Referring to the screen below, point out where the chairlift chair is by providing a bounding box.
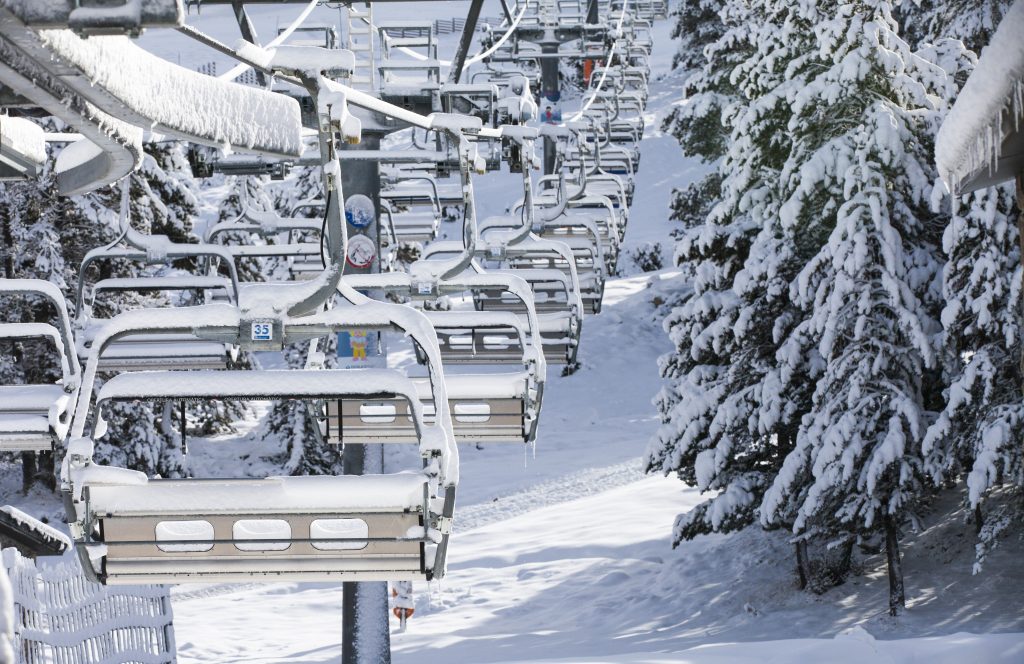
[205,202,328,282]
[74,191,243,372]
[61,303,459,585]
[0,279,80,452]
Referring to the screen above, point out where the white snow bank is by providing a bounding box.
[0,116,45,166]
[37,29,303,156]
[485,631,1024,663]
[936,0,1024,193]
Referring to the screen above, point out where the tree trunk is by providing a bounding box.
[795,539,811,591]
[884,514,905,616]
[974,502,984,536]
[20,453,37,495]
[1016,173,1024,395]
[837,536,855,581]
[38,451,56,490]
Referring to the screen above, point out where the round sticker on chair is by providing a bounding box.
[345,194,375,229]
[346,234,376,268]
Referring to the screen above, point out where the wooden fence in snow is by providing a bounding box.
[2,548,175,664]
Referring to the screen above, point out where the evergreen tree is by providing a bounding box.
[759,0,950,615]
[648,0,817,542]
[0,143,105,489]
[896,0,1013,53]
[662,1,747,255]
[915,36,1024,571]
[260,338,345,476]
[671,0,727,73]
[259,165,344,476]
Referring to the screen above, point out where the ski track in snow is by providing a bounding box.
[457,457,645,532]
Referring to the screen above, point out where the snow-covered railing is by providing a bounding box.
[935,0,1024,193]
[0,11,143,194]
[36,29,304,157]
[1,548,175,664]
[1,0,184,36]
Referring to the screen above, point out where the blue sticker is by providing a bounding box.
[345,194,375,229]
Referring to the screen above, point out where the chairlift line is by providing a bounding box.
[0,0,656,656]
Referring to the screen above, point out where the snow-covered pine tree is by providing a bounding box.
[260,337,345,476]
[214,175,275,282]
[896,0,1014,53]
[914,35,1024,571]
[671,0,727,73]
[86,149,203,479]
[647,0,819,542]
[662,1,742,259]
[759,0,950,615]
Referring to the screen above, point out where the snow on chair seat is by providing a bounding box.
[77,470,433,584]
[76,243,243,371]
[381,181,463,209]
[383,204,441,244]
[205,207,327,280]
[83,333,238,372]
[0,384,73,452]
[419,310,532,365]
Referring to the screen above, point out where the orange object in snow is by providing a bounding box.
[583,59,594,85]
[392,587,414,620]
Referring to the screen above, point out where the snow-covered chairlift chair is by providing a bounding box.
[205,186,328,282]
[74,190,243,372]
[0,279,80,452]
[343,271,546,444]
[340,122,547,443]
[60,303,458,584]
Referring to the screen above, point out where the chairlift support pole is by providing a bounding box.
[540,41,560,174]
[498,0,515,24]
[340,114,389,664]
[448,0,484,84]
[230,1,267,86]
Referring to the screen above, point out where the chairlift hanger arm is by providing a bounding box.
[178,25,503,141]
[448,0,484,84]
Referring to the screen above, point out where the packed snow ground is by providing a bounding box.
[1,3,1022,662]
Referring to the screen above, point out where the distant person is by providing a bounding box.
[543,105,561,124]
